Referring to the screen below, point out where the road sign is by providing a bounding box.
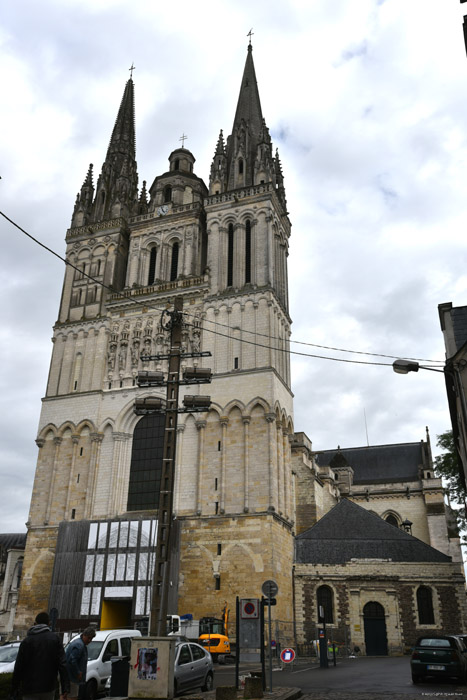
[262,579,279,598]
[281,648,295,663]
[241,598,259,619]
[263,597,277,606]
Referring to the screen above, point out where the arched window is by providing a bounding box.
[245,219,251,284]
[317,585,334,624]
[164,185,172,203]
[170,242,179,281]
[175,159,180,170]
[417,586,435,624]
[385,514,399,528]
[227,223,234,287]
[148,247,157,285]
[127,413,165,512]
[238,158,244,175]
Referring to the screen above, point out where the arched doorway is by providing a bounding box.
[363,601,388,655]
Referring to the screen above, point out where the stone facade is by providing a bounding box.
[294,560,467,655]
[14,46,466,650]
[15,45,294,635]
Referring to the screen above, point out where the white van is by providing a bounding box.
[68,629,142,699]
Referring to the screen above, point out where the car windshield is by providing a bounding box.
[0,646,19,663]
[86,641,104,660]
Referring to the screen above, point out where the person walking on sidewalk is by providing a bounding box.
[11,611,70,700]
[65,627,96,700]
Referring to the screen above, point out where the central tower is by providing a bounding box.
[17,44,294,633]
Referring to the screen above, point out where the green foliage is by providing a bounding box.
[434,429,467,531]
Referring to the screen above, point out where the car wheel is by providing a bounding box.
[411,674,421,684]
[86,680,98,700]
[202,672,214,692]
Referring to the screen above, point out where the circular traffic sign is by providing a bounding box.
[281,648,295,663]
[244,601,255,615]
[262,579,279,598]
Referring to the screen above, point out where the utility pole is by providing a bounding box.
[150,296,183,636]
[134,296,212,637]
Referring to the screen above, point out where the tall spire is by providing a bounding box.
[71,163,94,227]
[91,78,139,222]
[223,44,279,193]
[230,44,263,146]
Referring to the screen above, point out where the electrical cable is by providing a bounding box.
[180,309,444,365]
[1,209,444,370]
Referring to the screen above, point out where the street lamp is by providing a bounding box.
[392,360,444,374]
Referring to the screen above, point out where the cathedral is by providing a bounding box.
[13,44,467,654]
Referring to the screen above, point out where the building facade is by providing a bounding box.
[16,44,295,633]
[14,48,466,650]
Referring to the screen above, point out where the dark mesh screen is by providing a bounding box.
[127,413,165,511]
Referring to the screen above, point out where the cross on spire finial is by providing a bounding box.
[129,62,135,79]
[247,28,254,45]
[179,133,188,148]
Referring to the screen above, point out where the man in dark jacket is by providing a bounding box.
[65,627,95,700]
[11,611,69,700]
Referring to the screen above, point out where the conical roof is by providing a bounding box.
[105,78,136,161]
[230,44,263,146]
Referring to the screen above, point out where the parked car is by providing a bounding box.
[410,635,467,684]
[67,629,142,699]
[0,642,20,673]
[104,639,213,696]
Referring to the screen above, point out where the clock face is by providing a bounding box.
[157,205,169,216]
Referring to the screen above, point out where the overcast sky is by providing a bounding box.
[1,0,467,532]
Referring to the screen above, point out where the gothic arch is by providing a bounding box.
[382,510,401,527]
[221,542,263,572]
[26,549,55,582]
[57,421,77,438]
[37,424,59,441]
[245,397,270,417]
[75,419,97,436]
[224,399,246,416]
[116,396,155,434]
[98,418,116,433]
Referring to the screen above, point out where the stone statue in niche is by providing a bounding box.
[118,343,128,369]
[108,342,117,370]
[141,337,152,358]
[131,341,140,368]
[191,327,201,353]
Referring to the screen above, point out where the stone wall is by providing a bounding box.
[294,560,467,656]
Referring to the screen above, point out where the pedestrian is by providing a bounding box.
[65,627,96,700]
[11,611,70,700]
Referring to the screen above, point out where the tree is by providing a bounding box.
[434,429,467,534]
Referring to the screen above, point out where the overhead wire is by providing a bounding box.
[1,209,444,370]
[180,309,444,365]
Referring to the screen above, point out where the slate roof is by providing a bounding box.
[451,305,467,353]
[0,533,26,551]
[314,442,422,484]
[295,498,451,564]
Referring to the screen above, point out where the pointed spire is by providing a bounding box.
[91,78,139,222]
[209,130,227,194]
[138,180,148,215]
[231,44,263,147]
[215,129,226,156]
[71,163,94,227]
